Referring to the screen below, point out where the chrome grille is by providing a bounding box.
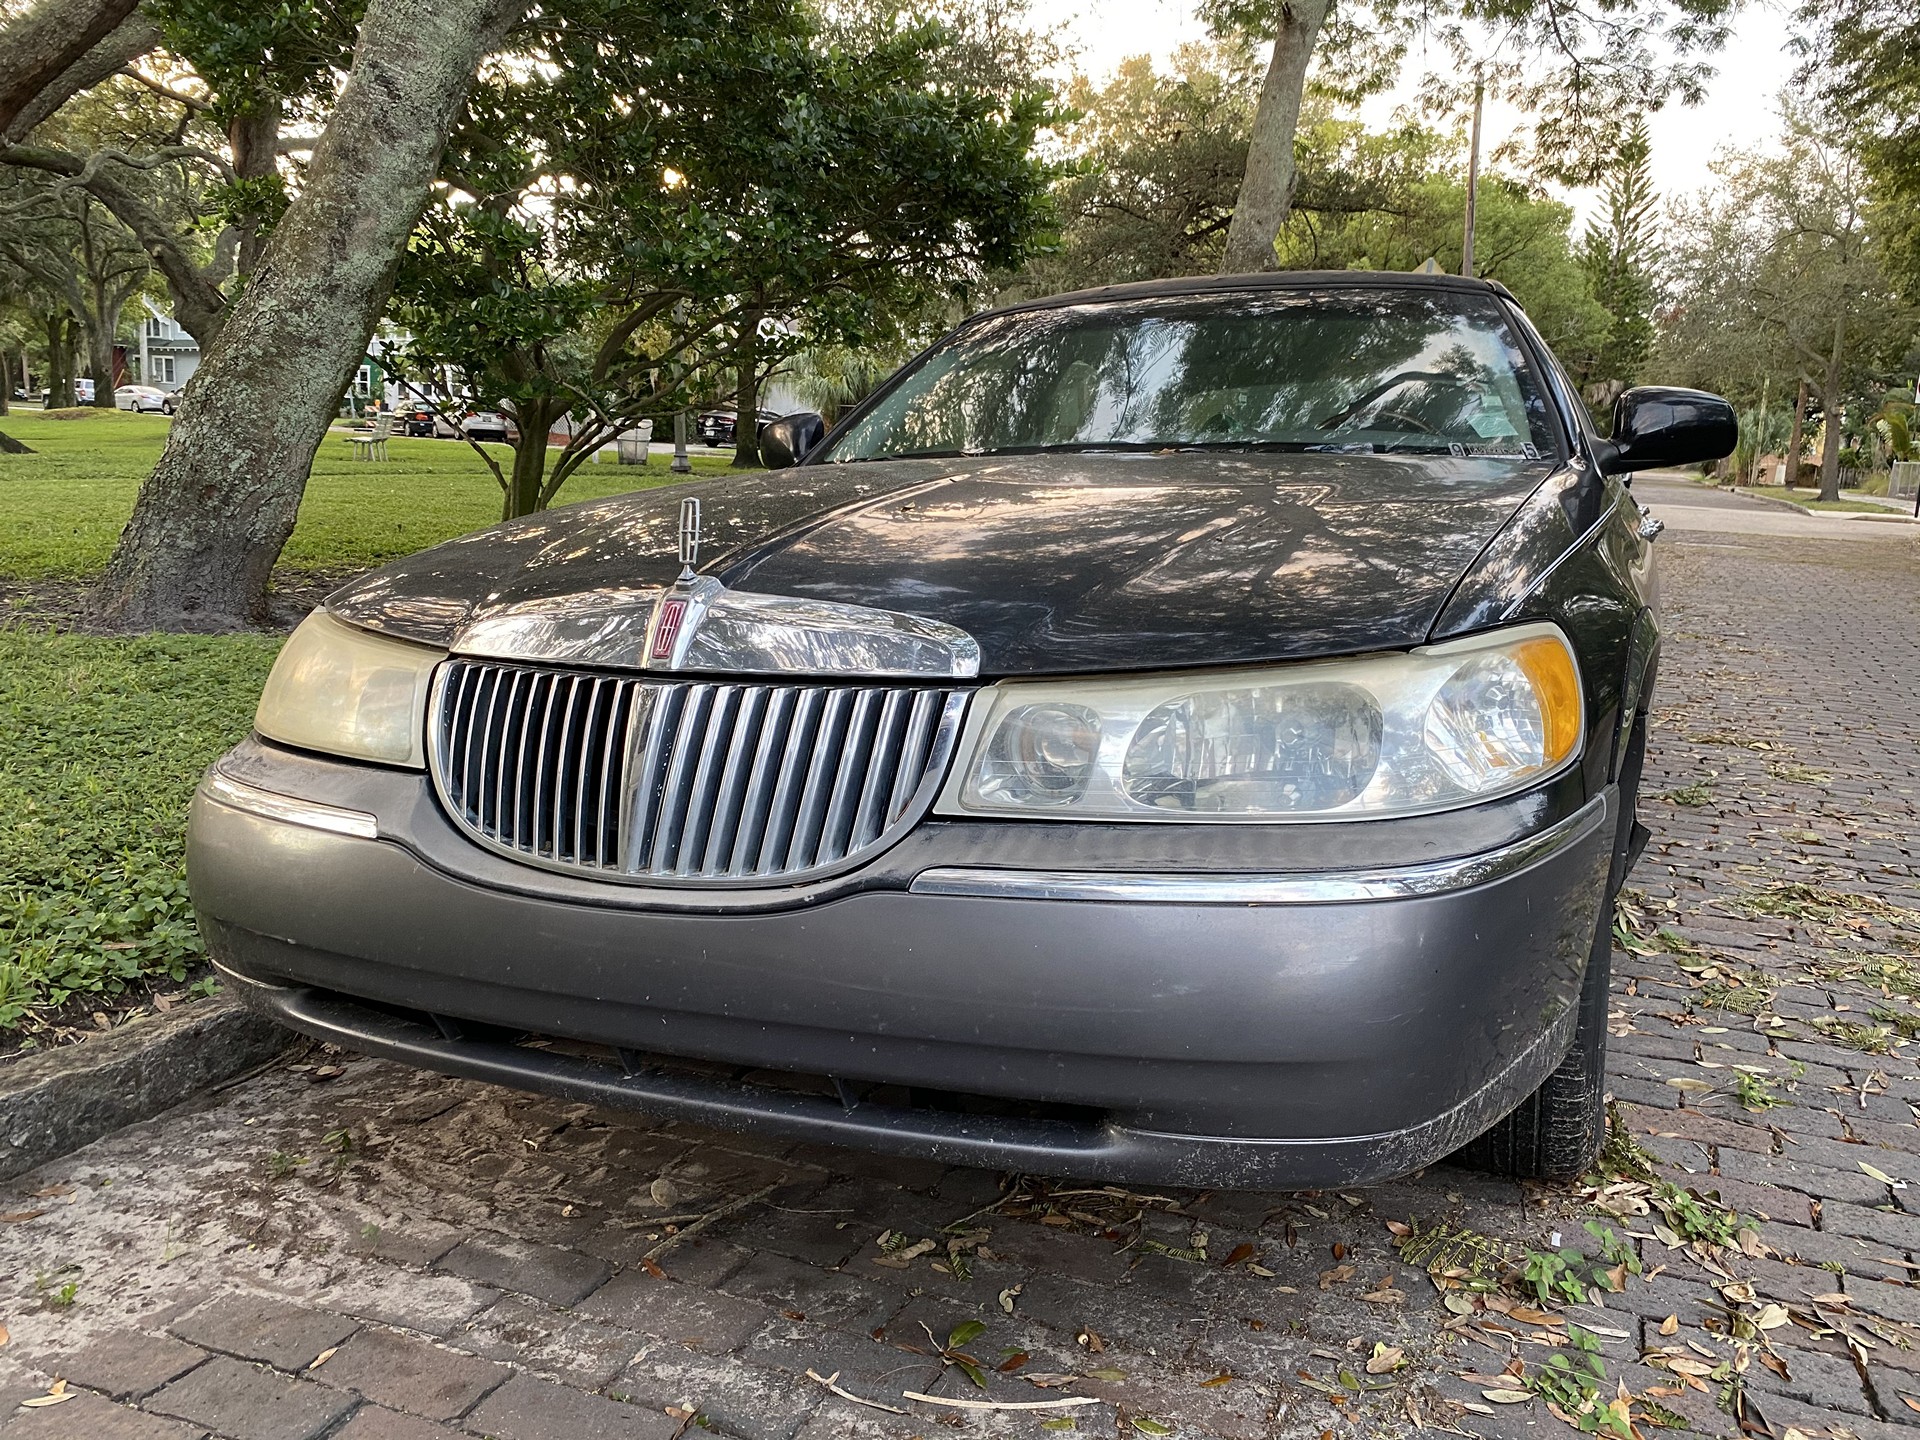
[431,660,967,885]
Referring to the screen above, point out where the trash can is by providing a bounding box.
[615,420,655,465]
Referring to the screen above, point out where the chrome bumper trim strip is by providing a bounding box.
[908,792,1610,904]
[202,773,380,840]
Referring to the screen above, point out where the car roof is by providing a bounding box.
[971,270,1518,324]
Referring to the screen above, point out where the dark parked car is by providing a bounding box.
[695,407,780,447]
[189,273,1734,1187]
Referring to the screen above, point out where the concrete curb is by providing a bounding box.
[0,996,294,1183]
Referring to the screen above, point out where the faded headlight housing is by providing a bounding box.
[254,610,444,768]
[938,622,1583,821]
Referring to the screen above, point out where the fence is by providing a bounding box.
[1892,461,1920,500]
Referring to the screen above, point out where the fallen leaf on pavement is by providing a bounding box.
[1659,1315,1679,1336]
[1366,1345,1404,1374]
[1900,1395,1920,1415]
[1200,1372,1235,1388]
[1319,1265,1355,1290]
[1222,1243,1257,1268]
[1,1212,44,1224]
[308,1347,337,1370]
[1482,1389,1532,1404]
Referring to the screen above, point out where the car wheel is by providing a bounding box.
[162,402,175,415]
[1458,714,1648,1182]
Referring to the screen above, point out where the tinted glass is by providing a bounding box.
[822,290,1560,463]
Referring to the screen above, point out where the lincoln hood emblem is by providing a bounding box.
[677,497,701,580]
[449,494,980,679]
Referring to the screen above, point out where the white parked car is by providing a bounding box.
[115,385,176,414]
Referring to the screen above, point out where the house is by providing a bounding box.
[136,303,200,392]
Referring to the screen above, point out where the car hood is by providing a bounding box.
[328,451,1559,675]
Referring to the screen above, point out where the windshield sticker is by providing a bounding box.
[1449,441,1541,460]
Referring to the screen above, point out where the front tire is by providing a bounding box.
[1458,716,1647,1181]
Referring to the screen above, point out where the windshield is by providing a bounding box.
[821,289,1561,464]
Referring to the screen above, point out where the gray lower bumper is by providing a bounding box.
[188,747,1615,1188]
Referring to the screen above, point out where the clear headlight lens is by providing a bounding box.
[254,610,444,767]
[938,622,1583,821]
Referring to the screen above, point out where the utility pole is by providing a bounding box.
[1461,69,1484,279]
[672,409,691,474]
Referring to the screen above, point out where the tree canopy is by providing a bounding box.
[389,0,1057,517]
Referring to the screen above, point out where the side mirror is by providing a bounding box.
[1597,386,1737,476]
[758,411,826,470]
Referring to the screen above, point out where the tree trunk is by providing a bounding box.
[1785,377,1806,488]
[1817,316,1845,503]
[1219,0,1330,275]
[85,318,115,407]
[731,308,764,469]
[44,313,74,408]
[229,98,284,277]
[91,0,525,632]
[503,400,564,519]
[0,0,140,139]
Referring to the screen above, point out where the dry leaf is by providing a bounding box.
[1860,1162,1897,1186]
[1384,1219,1413,1237]
[1482,1389,1532,1404]
[1754,1304,1790,1330]
[1200,1372,1236,1388]
[1666,1077,1714,1093]
[1659,1315,1679,1336]
[1318,1264,1355,1290]
[1366,1345,1404,1374]
[1,1211,45,1224]
[308,1346,338,1370]
[999,1284,1022,1314]
[1222,1243,1257,1269]
[0,1322,9,1348]
[1360,1288,1406,1305]
[1900,1395,1920,1415]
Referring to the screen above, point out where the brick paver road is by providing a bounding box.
[3,478,1918,1440]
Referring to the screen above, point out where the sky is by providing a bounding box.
[1029,0,1801,226]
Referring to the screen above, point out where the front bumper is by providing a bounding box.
[188,743,1614,1188]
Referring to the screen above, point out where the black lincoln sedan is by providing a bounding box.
[188,273,1735,1188]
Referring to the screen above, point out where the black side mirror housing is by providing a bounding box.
[1596,386,1738,476]
[759,411,826,469]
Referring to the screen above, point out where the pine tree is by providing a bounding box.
[1577,115,1659,393]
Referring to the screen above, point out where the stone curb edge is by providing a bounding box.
[0,996,295,1183]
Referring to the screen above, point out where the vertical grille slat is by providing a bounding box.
[432,660,964,885]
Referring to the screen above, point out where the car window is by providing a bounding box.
[822,290,1560,464]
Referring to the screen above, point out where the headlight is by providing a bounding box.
[254,610,444,767]
[937,622,1583,821]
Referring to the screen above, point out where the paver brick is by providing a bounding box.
[0,1389,206,1440]
[311,1326,510,1421]
[1716,1146,1893,1204]
[580,1272,775,1354]
[617,1350,820,1440]
[436,1232,613,1308]
[458,1295,648,1388]
[329,1405,458,1440]
[719,1249,896,1330]
[146,1355,357,1440]
[169,1292,360,1372]
[464,1374,680,1440]
[45,1330,206,1400]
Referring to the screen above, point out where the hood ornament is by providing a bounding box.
[452,489,979,678]
[677,497,701,581]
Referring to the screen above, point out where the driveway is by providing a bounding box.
[2,493,1918,1440]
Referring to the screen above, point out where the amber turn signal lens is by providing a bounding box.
[1511,633,1583,767]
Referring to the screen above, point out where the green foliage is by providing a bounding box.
[391,0,1056,517]
[1572,116,1658,395]
[1802,0,1920,301]
[152,0,365,119]
[1008,43,1258,293]
[1530,1329,1629,1436]
[0,625,279,1032]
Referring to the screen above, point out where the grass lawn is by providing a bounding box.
[0,407,742,579]
[1727,483,1897,515]
[0,408,750,1045]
